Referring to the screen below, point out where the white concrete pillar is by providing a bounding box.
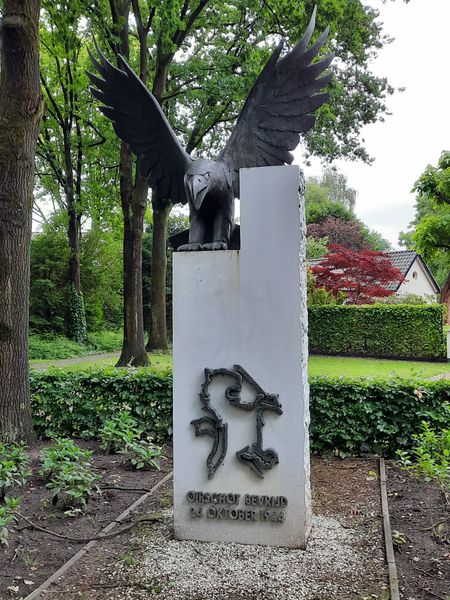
[172,165,310,547]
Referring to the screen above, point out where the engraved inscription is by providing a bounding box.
[186,491,288,524]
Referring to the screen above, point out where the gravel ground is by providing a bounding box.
[121,508,386,600]
[36,459,387,600]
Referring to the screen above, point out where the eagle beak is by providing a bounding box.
[189,175,209,211]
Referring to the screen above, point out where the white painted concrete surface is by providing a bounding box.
[173,165,310,547]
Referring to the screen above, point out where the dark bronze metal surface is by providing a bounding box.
[88,7,332,250]
[191,365,282,480]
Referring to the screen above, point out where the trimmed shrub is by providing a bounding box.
[309,377,449,456]
[30,368,172,442]
[30,369,450,457]
[308,304,446,360]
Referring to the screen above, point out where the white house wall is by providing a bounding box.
[397,258,438,299]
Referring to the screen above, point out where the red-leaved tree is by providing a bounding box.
[311,245,404,304]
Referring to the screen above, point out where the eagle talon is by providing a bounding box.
[201,242,228,251]
[177,243,202,251]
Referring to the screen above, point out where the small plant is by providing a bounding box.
[44,461,99,508]
[0,442,30,500]
[100,412,163,469]
[0,496,21,546]
[121,440,163,470]
[99,412,143,453]
[40,438,93,479]
[397,419,450,496]
[40,439,100,508]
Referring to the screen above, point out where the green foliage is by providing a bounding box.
[306,236,328,260]
[123,440,163,471]
[0,443,29,545]
[99,411,163,469]
[0,442,30,500]
[306,200,354,225]
[80,230,123,331]
[30,369,173,442]
[99,412,143,453]
[307,267,345,306]
[68,284,87,343]
[40,439,99,508]
[30,367,450,458]
[30,225,69,334]
[310,379,450,457]
[401,151,450,285]
[382,293,438,305]
[308,304,446,359]
[307,167,357,212]
[397,418,450,491]
[86,330,123,353]
[30,223,123,336]
[413,151,450,205]
[29,333,89,360]
[40,438,92,479]
[29,330,122,360]
[0,497,21,546]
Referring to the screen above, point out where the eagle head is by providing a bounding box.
[184,159,219,211]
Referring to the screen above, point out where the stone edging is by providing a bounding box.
[379,458,400,600]
[23,470,174,600]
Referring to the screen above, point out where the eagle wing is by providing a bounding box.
[219,8,333,198]
[87,45,192,204]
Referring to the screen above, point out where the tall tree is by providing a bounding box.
[37,1,116,342]
[307,167,357,213]
[308,218,368,250]
[88,0,151,366]
[307,216,390,251]
[0,0,43,441]
[404,151,450,317]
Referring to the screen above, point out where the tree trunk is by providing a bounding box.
[66,186,86,342]
[0,0,42,442]
[440,271,450,325]
[116,149,149,366]
[109,0,149,367]
[147,197,171,351]
[147,50,173,351]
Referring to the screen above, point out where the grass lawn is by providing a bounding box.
[308,355,450,379]
[31,352,450,379]
[30,352,172,373]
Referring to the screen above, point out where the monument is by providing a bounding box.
[89,7,332,548]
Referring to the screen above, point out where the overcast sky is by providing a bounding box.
[296,0,450,248]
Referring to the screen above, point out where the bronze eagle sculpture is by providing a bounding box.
[88,8,332,251]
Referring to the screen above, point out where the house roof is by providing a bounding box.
[384,250,417,291]
[385,250,440,293]
[308,250,440,294]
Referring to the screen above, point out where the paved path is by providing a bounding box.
[426,372,450,380]
[30,352,120,371]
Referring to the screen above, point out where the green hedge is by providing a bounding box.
[310,377,449,456]
[308,304,446,360]
[30,369,449,457]
[30,368,173,442]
